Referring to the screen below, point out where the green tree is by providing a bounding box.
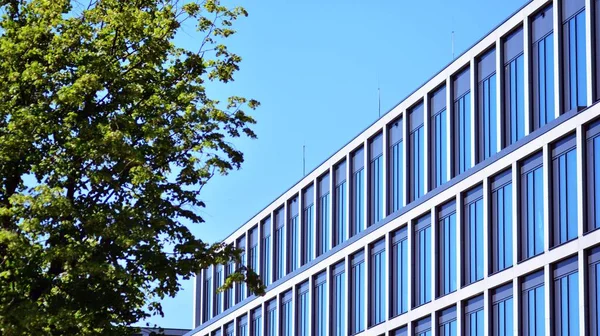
[0,0,262,334]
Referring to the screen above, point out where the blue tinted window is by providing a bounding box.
[351,148,365,236]
[438,306,457,336]
[249,227,258,294]
[203,266,212,322]
[504,28,525,146]
[288,197,299,273]
[350,252,365,334]
[265,300,276,336]
[588,121,600,231]
[464,186,484,285]
[438,201,457,296]
[491,170,513,273]
[261,217,272,286]
[314,272,327,336]
[391,227,408,316]
[214,265,223,316]
[454,68,472,176]
[331,262,346,336]
[334,161,347,246]
[415,317,432,336]
[521,153,544,260]
[532,5,555,130]
[478,48,498,161]
[225,322,234,336]
[302,185,314,265]
[588,247,600,335]
[389,118,404,213]
[238,315,248,336]
[297,282,309,336]
[465,296,484,336]
[369,239,386,326]
[409,102,425,201]
[522,271,545,336]
[492,283,514,336]
[370,134,384,224]
[251,306,262,336]
[552,135,578,246]
[414,214,432,306]
[562,0,587,111]
[224,262,234,310]
[393,326,408,336]
[431,86,448,189]
[317,174,330,256]
[280,291,292,336]
[236,237,246,303]
[274,208,285,281]
[553,256,579,335]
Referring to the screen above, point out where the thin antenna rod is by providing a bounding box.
[302,145,306,176]
[451,31,455,60]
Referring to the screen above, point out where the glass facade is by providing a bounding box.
[296,282,309,336]
[214,265,222,316]
[236,236,246,303]
[491,170,513,274]
[389,118,404,213]
[369,239,386,326]
[302,185,314,265]
[351,147,365,237]
[453,68,472,176]
[238,315,248,336]
[464,296,484,336]
[551,135,578,246]
[250,306,261,336]
[274,207,285,281]
[370,133,384,225]
[265,299,276,336]
[350,251,365,334]
[280,291,292,336]
[491,283,513,336]
[409,102,425,201]
[317,173,330,256]
[334,161,347,246]
[589,247,600,335]
[438,201,456,297]
[588,121,600,231]
[313,272,327,336]
[224,262,234,310]
[562,0,587,112]
[203,266,212,322]
[503,27,525,146]
[438,306,457,336]
[553,256,579,335]
[463,186,484,285]
[522,271,545,336]
[520,153,544,260]
[391,227,408,317]
[225,322,234,336]
[531,5,555,130]
[430,85,448,189]
[288,197,299,274]
[331,262,345,336]
[415,317,432,336]
[477,48,498,161]
[414,214,432,307]
[261,217,272,286]
[249,226,258,293]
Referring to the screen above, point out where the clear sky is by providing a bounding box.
[141,0,529,330]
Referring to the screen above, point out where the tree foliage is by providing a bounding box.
[0,0,262,334]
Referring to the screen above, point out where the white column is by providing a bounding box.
[383,127,389,217]
[446,77,453,181]
[524,15,532,136]
[553,1,563,118]
[385,231,391,323]
[430,208,438,301]
[578,249,587,335]
[298,190,304,268]
[283,201,288,275]
[345,153,351,241]
[431,310,439,336]
[483,176,490,278]
[457,299,464,336]
[483,289,491,336]
[544,264,552,336]
[470,58,477,168]
[512,161,520,266]
[328,167,334,251]
[542,144,551,252]
[576,125,585,237]
[403,111,409,207]
[363,245,369,330]
[424,94,430,194]
[407,219,414,311]
[586,0,594,105]
[344,255,350,335]
[325,263,331,335]
[456,193,463,290]
[307,273,313,336]
[363,140,369,229]
[496,38,504,152]
[313,179,318,259]
[269,212,275,286]
[512,277,520,335]
[194,271,202,328]
[291,284,297,336]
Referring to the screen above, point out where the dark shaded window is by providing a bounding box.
[317,173,330,257]
[551,135,578,247]
[225,322,234,336]
[463,186,484,285]
[350,251,365,334]
[236,236,246,303]
[202,266,212,322]
[274,207,285,281]
[531,5,555,130]
[553,256,579,335]
[287,197,299,273]
[562,0,587,112]
[409,102,425,202]
[249,226,258,277]
[438,201,456,297]
[224,261,234,310]
[415,316,432,336]
[212,328,222,336]
[265,299,276,336]
[369,239,385,326]
[238,314,248,336]
[491,169,513,274]
[261,217,272,286]
[596,0,600,101]
[586,120,600,232]
[389,118,404,213]
[391,227,408,317]
[370,133,384,225]
[430,85,448,189]
[351,148,365,236]
[477,48,498,162]
[520,153,544,260]
[333,161,347,246]
[414,213,432,306]
[491,283,513,336]
[438,306,457,335]
[464,296,484,336]
[280,290,292,336]
[251,306,262,336]
[503,27,525,146]
[588,246,600,335]
[302,185,314,265]
[331,261,346,336]
[522,270,545,336]
[313,271,327,336]
[296,281,309,336]
[453,68,472,176]
[392,326,408,336]
[214,265,223,316]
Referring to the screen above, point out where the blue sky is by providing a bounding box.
[142,0,528,329]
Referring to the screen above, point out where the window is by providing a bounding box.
[389,118,404,213]
[351,148,365,236]
[596,0,600,101]
[589,246,600,335]
[280,291,292,336]
[302,185,314,265]
[265,299,276,336]
[491,283,513,336]
[415,317,432,336]
[287,197,299,274]
[214,265,223,316]
[438,306,457,336]
[438,201,456,296]
[409,102,425,201]
[331,261,346,336]
[478,48,498,162]
[587,120,600,231]
[453,68,472,176]
[553,256,579,335]
[370,133,384,225]
[491,170,513,274]
[522,270,545,336]
[551,135,578,246]
[463,186,484,285]
[297,282,309,336]
[238,315,248,336]
[503,27,525,146]
[317,173,330,256]
[203,266,212,322]
[251,306,262,336]
[225,322,234,336]
[334,161,347,246]
[274,207,285,281]
[392,326,408,336]
[520,153,544,260]
[464,296,484,336]
[313,272,327,336]
[391,227,408,316]
[531,5,555,130]
[249,226,258,291]
[430,85,448,189]
[350,251,365,334]
[224,261,234,310]
[562,0,587,112]
[414,213,432,306]
[212,328,222,336]
[261,217,272,286]
[236,235,246,303]
[369,239,386,326]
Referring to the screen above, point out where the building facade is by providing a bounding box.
[188,0,600,335]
